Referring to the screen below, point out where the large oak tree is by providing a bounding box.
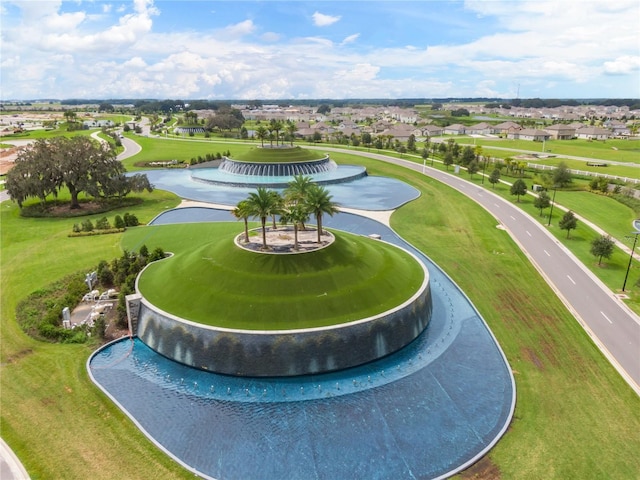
[6,136,153,209]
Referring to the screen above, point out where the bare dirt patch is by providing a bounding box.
[460,455,502,479]
[0,145,22,175]
[522,346,545,370]
[236,225,335,254]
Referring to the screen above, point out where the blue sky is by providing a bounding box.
[1,0,639,100]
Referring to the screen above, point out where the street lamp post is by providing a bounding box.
[622,231,640,292]
[547,186,557,226]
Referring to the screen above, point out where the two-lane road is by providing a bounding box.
[317,147,640,394]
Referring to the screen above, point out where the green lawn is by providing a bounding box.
[1,145,639,479]
[363,147,640,313]
[120,136,254,170]
[448,136,640,163]
[234,145,326,163]
[129,224,424,329]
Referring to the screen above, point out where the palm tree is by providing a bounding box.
[304,184,340,243]
[270,119,283,146]
[255,125,268,147]
[269,189,283,230]
[246,187,280,249]
[284,175,313,230]
[286,121,298,146]
[231,200,252,243]
[280,203,310,251]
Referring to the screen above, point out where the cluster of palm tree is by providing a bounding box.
[232,175,339,251]
[254,119,298,148]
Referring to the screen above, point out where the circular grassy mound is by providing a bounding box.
[137,227,425,331]
[232,146,326,163]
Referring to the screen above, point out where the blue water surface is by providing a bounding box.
[89,207,515,480]
[141,168,420,211]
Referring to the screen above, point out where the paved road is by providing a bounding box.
[315,147,640,395]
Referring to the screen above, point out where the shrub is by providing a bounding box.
[114,215,125,228]
[95,216,111,230]
[123,213,139,226]
[81,219,94,232]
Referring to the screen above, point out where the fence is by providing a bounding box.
[526,162,640,185]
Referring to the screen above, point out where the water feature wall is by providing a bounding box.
[219,156,336,177]
[133,266,432,377]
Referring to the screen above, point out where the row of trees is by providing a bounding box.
[6,136,153,209]
[232,176,340,250]
[254,119,298,147]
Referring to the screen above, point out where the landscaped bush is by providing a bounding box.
[15,246,156,343]
[95,216,111,230]
[19,197,143,218]
[81,219,94,232]
[123,212,139,226]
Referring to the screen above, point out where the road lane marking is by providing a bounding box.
[510,215,516,220]
[544,250,551,256]
[601,311,613,324]
[526,230,531,237]
[494,203,501,208]
[567,275,576,285]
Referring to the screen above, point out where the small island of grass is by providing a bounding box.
[136,224,425,330]
[232,145,327,163]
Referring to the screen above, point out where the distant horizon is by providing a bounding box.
[1,1,638,101]
[2,97,639,104]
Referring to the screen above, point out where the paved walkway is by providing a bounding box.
[0,438,30,480]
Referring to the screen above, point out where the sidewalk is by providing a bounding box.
[0,438,30,479]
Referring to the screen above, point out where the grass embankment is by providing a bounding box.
[119,136,254,171]
[359,158,640,478]
[129,225,423,329]
[233,145,326,163]
[450,136,640,163]
[1,149,639,479]
[1,190,187,479]
[344,145,640,312]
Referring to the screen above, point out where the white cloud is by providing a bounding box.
[312,11,340,27]
[261,32,281,42]
[603,56,640,75]
[220,19,256,38]
[341,33,360,46]
[0,0,638,99]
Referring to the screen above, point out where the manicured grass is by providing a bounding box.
[120,136,254,171]
[359,158,640,478]
[130,225,424,329]
[366,148,640,312]
[233,145,326,163]
[0,127,97,141]
[449,136,640,163]
[1,144,639,479]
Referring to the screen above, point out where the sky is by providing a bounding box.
[1,0,639,101]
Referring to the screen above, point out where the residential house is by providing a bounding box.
[507,128,550,141]
[422,125,444,137]
[605,122,631,137]
[575,126,611,140]
[491,121,521,135]
[544,124,576,140]
[385,123,416,141]
[465,122,493,136]
[444,124,466,135]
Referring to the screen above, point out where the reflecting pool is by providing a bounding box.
[89,211,515,480]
